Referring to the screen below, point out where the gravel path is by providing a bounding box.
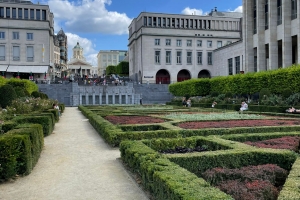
[0,107,149,200]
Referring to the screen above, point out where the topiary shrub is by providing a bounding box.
[31,91,40,98]
[0,84,17,108]
[259,88,271,100]
[280,88,293,99]
[285,93,300,107]
[225,92,233,98]
[210,91,219,97]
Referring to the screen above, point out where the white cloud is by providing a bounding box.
[66,33,98,65]
[181,7,204,15]
[47,0,132,34]
[229,6,243,13]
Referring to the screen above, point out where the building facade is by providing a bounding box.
[68,42,94,78]
[128,10,243,84]
[97,50,127,76]
[0,0,54,80]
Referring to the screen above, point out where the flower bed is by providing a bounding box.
[178,119,300,129]
[202,164,288,200]
[104,115,166,124]
[244,136,300,152]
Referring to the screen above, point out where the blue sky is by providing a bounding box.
[34,0,242,65]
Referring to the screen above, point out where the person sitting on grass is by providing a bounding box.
[239,101,248,113]
[286,107,300,113]
[212,101,217,108]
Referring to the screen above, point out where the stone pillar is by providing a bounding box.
[79,93,82,105]
[99,93,102,105]
[106,93,108,105]
[257,0,266,72]
[244,0,255,72]
[282,0,292,68]
[125,94,128,104]
[132,95,134,105]
[297,0,300,64]
[119,94,122,104]
[92,94,95,105]
[86,93,89,105]
[112,94,115,104]
[268,0,278,70]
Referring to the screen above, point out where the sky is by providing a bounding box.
[34,0,242,66]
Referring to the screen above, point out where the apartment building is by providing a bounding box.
[0,0,54,80]
[97,50,127,76]
[128,10,243,84]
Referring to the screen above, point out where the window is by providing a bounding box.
[265,0,269,29]
[176,51,182,64]
[12,8,16,19]
[187,52,192,64]
[162,18,166,27]
[228,58,233,75]
[277,0,282,25]
[197,52,202,64]
[148,17,152,26]
[187,40,192,47]
[18,8,22,19]
[207,52,213,65]
[235,56,240,74]
[30,9,34,20]
[217,41,222,48]
[197,40,202,47]
[166,51,171,64]
[144,17,147,26]
[113,55,117,59]
[13,46,20,61]
[155,51,160,64]
[27,33,33,40]
[253,0,257,34]
[292,0,297,20]
[13,32,19,40]
[0,7,4,18]
[27,46,34,61]
[42,10,46,20]
[6,8,10,18]
[0,32,5,39]
[36,9,40,20]
[102,55,106,60]
[108,55,111,61]
[0,45,5,61]
[207,41,212,48]
[166,39,171,46]
[155,39,160,45]
[24,9,28,19]
[176,39,182,47]
[158,17,161,26]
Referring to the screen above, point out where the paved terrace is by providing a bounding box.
[0,107,149,200]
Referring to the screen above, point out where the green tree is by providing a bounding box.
[0,84,17,108]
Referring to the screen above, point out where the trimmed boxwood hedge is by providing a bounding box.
[0,124,44,181]
[120,137,298,200]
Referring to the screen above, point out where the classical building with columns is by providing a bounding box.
[68,42,95,78]
[129,1,300,83]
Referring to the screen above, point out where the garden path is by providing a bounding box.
[0,107,149,200]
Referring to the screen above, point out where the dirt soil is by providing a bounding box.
[105,115,165,124]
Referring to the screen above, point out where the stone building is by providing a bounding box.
[128,10,243,84]
[0,0,54,81]
[68,42,94,78]
[97,50,127,76]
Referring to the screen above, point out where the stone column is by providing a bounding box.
[79,93,82,105]
[297,0,300,64]
[257,0,266,72]
[112,94,115,104]
[106,93,108,105]
[119,94,122,104]
[269,0,278,70]
[92,94,95,105]
[86,93,89,105]
[282,0,292,68]
[244,0,255,72]
[132,95,134,105]
[125,94,128,104]
[99,93,102,105]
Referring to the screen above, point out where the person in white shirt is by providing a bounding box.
[240,101,248,112]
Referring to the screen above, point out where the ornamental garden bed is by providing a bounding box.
[244,136,300,152]
[104,115,166,125]
[177,119,300,129]
[120,124,168,131]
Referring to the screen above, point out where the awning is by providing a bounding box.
[7,65,49,73]
[0,65,8,71]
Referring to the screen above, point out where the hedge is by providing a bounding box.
[168,64,300,97]
[120,137,297,200]
[0,124,43,181]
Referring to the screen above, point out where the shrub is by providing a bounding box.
[225,92,233,98]
[281,88,293,99]
[0,84,17,108]
[259,88,271,100]
[285,93,300,106]
[210,91,219,97]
